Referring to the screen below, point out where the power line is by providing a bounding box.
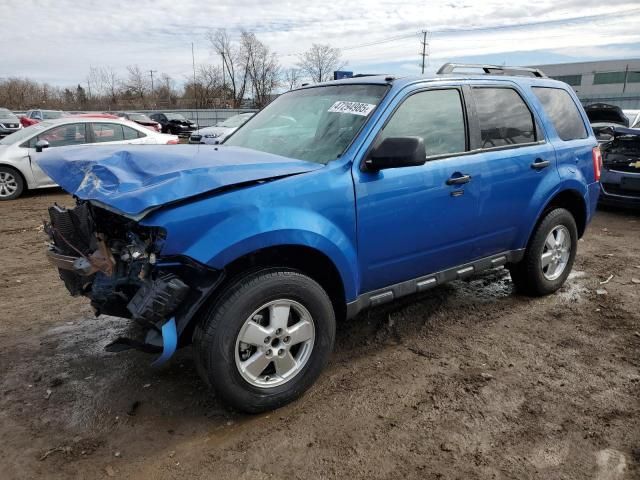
[278,6,640,58]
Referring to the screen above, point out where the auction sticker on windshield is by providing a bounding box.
[328,101,376,116]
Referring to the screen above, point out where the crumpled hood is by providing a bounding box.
[37,145,323,218]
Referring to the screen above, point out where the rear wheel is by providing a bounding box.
[0,166,24,200]
[510,208,577,296]
[193,269,335,413]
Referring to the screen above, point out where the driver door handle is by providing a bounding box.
[531,158,551,170]
[446,174,471,185]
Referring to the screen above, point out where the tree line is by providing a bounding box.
[0,30,344,112]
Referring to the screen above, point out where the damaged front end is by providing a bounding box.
[44,201,223,364]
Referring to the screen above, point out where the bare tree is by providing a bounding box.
[298,44,344,83]
[241,31,280,108]
[208,29,249,108]
[283,68,302,90]
[124,65,149,104]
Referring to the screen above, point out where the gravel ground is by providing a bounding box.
[0,189,638,480]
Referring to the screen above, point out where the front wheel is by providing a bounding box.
[193,269,335,413]
[509,208,578,296]
[0,166,24,200]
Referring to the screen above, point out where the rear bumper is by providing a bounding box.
[599,168,640,208]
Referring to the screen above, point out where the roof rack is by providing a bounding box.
[437,63,546,78]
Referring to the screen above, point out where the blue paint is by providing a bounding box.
[152,317,177,367]
[36,145,322,217]
[39,73,600,310]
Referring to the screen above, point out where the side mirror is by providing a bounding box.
[364,136,426,171]
[35,139,50,153]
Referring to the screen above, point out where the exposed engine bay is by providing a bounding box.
[44,200,221,357]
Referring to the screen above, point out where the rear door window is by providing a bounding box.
[532,87,588,141]
[91,123,124,143]
[123,125,144,140]
[377,88,467,158]
[473,87,537,148]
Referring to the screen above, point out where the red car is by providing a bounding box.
[20,109,65,127]
[113,112,162,132]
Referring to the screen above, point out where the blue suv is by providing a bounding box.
[40,64,601,412]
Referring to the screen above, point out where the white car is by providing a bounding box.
[189,113,255,145]
[0,117,179,200]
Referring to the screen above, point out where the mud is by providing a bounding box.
[0,189,639,479]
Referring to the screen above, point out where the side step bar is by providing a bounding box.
[345,250,523,318]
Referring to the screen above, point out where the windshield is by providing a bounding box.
[128,113,152,122]
[165,113,187,121]
[0,121,52,145]
[217,114,253,128]
[43,111,64,120]
[224,84,388,164]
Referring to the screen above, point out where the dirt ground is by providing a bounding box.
[0,189,639,480]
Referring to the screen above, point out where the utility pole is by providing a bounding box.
[192,42,199,126]
[420,30,430,74]
[221,52,226,108]
[149,70,157,94]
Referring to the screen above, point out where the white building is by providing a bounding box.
[531,59,640,109]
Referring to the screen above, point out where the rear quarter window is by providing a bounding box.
[532,87,588,141]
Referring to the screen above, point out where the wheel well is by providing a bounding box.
[542,189,587,238]
[222,245,347,321]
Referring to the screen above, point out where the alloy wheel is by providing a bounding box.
[234,299,315,388]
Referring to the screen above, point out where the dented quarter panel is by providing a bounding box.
[36,144,323,217]
[141,163,360,301]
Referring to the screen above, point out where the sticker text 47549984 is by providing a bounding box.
[328,101,376,116]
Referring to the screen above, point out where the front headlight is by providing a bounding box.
[203,132,221,138]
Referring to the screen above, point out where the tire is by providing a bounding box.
[0,166,25,200]
[509,208,578,296]
[193,269,335,413]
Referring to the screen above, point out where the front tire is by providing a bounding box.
[193,269,335,413]
[0,166,25,200]
[510,208,578,296]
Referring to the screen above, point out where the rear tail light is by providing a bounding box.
[592,146,602,182]
[166,138,179,145]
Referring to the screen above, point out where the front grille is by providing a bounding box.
[190,135,202,142]
[602,183,640,198]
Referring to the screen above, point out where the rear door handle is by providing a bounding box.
[531,158,551,170]
[446,174,471,185]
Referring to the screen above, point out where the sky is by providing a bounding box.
[2,0,640,87]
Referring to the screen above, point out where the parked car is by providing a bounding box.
[598,126,640,208]
[113,112,162,132]
[189,113,255,144]
[39,64,600,413]
[0,118,178,200]
[149,112,197,136]
[0,108,22,138]
[585,103,629,141]
[69,113,119,119]
[20,109,65,127]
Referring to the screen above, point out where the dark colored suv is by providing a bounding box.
[39,63,601,413]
